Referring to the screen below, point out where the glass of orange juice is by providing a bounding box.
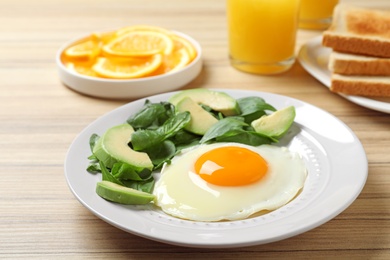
[299,0,339,30]
[226,0,300,75]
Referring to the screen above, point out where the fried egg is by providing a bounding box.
[153,143,307,222]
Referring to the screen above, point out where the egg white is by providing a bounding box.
[153,143,307,222]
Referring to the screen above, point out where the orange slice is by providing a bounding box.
[171,35,197,61]
[64,38,101,60]
[62,25,196,79]
[91,31,117,44]
[92,55,162,79]
[151,48,190,76]
[102,31,174,57]
[66,61,98,77]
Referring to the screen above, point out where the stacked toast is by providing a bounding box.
[322,4,390,97]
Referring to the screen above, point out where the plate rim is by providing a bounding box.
[298,35,390,114]
[64,88,368,248]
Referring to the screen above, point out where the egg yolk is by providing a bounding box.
[194,146,268,186]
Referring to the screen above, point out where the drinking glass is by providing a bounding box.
[299,0,339,30]
[227,0,301,75]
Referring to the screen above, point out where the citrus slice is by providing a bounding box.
[91,31,117,44]
[66,61,98,77]
[102,31,174,57]
[150,48,190,76]
[92,55,162,79]
[62,25,196,79]
[64,38,101,60]
[171,34,197,61]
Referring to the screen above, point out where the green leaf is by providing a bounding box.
[130,130,164,151]
[216,129,275,145]
[237,97,276,123]
[200,117,247,144]
[89,133,100,152]
[122,177,155,193]
[127,100,175,130]
[175,139,201,153]
[99,161,123,185]
[171,129,200,145]
[131,112,190,150]
[111,163,152,181]
[142,140,176,169]
[171,129,201,152]
[86,162,101,174]
[157,111,191,139]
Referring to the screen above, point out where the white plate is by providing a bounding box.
[56,31,202,99]
[64,89,368,248]
[298,35,390,114]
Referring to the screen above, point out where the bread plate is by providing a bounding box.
[298,35,390,114]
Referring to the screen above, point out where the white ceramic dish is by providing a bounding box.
[64,89,368,248]
[298,35,390,114]
[56,31,202,99]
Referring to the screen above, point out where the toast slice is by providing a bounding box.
[330,73,390,97]
[323,4,390,58]
[329,51,390,76]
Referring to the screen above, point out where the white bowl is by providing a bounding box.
[56,31,202,99]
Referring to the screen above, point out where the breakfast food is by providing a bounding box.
[251,106,295,138]
[330,74,390,97]
[86,89,306,221]
[329,52,390,76]
[153,143,307,222]
[96,181,155,205]
[61,25,197,79]
[323,4,390,58]
[322,4,390,97]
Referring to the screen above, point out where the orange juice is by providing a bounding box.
[227,0,300,75]
[299,0,339,29]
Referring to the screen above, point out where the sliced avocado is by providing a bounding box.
[176,97,219,135]
[93,124,153,170]
[96,180,155,205]
[251,106,296,138]
[169,89,240,116]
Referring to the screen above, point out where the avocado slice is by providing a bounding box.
[96,180,155,205]
[93,124,153,170]
[169,89,240,116]
[251,106,296,138]
[176,97,219,135]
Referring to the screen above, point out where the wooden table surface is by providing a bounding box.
[1,0,390,258]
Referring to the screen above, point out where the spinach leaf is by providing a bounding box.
[175,139,201,153]
[237,97,276,123]
[127,100,175,130]
[86,162,101,174]
[99,161,123,185]
[200,116,277,145]
[171,129,201,152]
[216,129,275,145]
[97,161,155,194]
[200,117,247,144]
[158,111,191,139]
[171,129,200,145]
[130,130,164,150]
[131,111,190,150]
[141,140,176,169]
[198,104,222,119]
[89,133,100,152]
[111,162,152,181]
[122,177,155,193]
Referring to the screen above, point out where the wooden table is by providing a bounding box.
[1,0,389,258]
